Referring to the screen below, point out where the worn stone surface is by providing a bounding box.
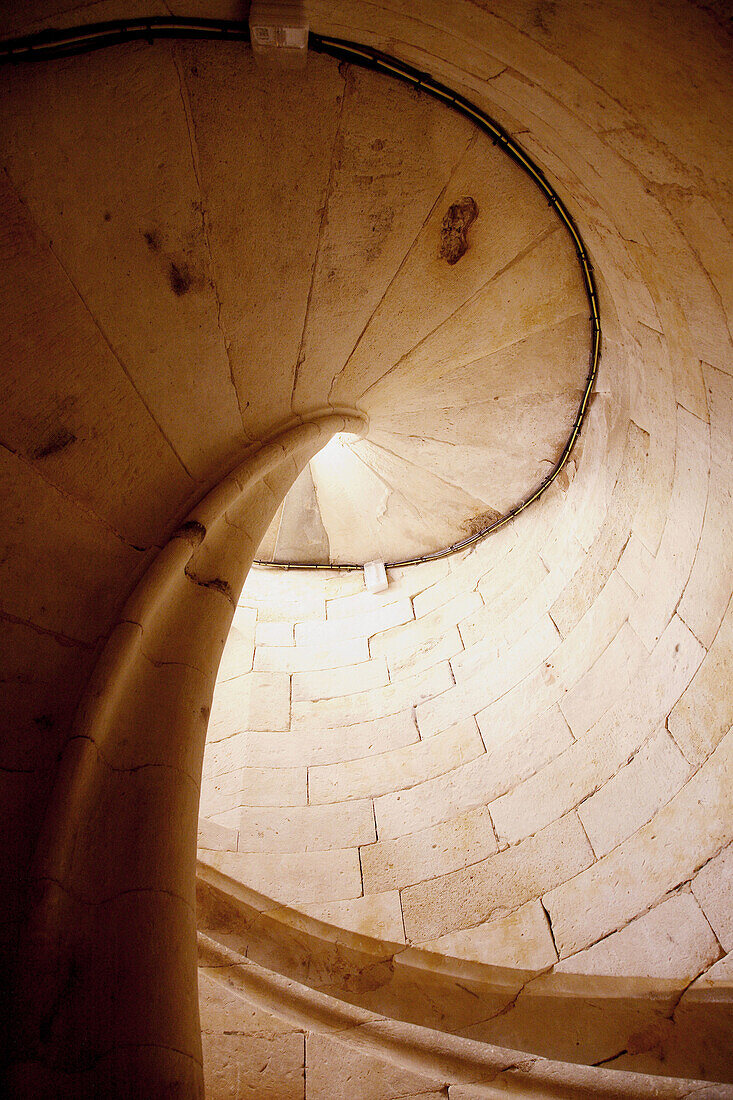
[2,3,733,1097]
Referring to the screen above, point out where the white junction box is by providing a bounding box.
[364,560,388,594]
[249,2,309,68]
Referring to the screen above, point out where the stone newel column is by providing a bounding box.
[8,414,364,1099]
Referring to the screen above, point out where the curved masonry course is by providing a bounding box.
[0,1,731,1098]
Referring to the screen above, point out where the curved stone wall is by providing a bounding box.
[1,0,731,1096]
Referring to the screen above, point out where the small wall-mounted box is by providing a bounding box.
[249,2,308,68]
[364,560,388,594]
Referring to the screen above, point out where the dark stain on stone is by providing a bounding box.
[532,0,557,34]
[185,565,234,603]
[204,577,234,600]
[440,197,479,264]
[33,714,55,731]
[103,211,111,222]
[174,520,207,545]
[169,261,192,296]
[34,427,76,460]
[462,506,501,537]
[143,229,161,252]
[200,705,210,723]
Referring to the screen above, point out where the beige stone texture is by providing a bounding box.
[677,364,733,648]
[628,406,710,650]
[691,844,733,952]
[461,552,549,646]
[198,817,239,853]
[617,532,656,597]
[417,615,560,737]
[292,656,389,702]
[549,421,649,636]
[220,711,419,770]
[292,661,454,730]
[209,671,291,738]
[578,727,692,857]
[255,620,294,648]
[3,4,733,1096]
[361,805,498,894]
[204,848,363,907]
[544,731,733,958]
[256,635,369,673]
[375,705,573,839]
[383,625,464,682]
[217,618,257,682]
[305,1032,443,1100]
[202,765,307,816]
[235,801,376,853]
[555,893,721,979]
[401,813,594,942]
[298,892,406,944]
[308,718,485,804]
[419,900,557,971]
[199,972,304,1100]
[559,620,648,737]
[488,617,703,845]
[295,599,414,647]
[668,591,733,764]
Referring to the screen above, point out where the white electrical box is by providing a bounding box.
[364,560,388,594]
[249,2,308,68]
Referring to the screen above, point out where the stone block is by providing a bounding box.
[489,617,703,845]
[255,619,294,647]
[360,804,498,893]
[305,1032,443,1100]
[292,657,389,703]
[549,420,648,636]
[295,598,414,646]
[308,717,485,804]
[668,590,733,765]
[578,727,692,857]
[677,367,733,647]
[292,662,453,730]
[418,899,557,971]
[559,621,648,738]
[418,617,559,737]
[201,765,306,815]
[203,847,363,906]
[628,405,710,650]
[298,891,406,943]
[255,636,369,673]
[384,625,464,682]
[691,843,733,951]
[555,892,720,979]
[375,705,573,839]
[401,812,594,942]
[544,730,733,957]
[209,671,291,739]
[236,800,375,853]
[228,711,419,770]
[465,552,549,645]
[198,817,239,853]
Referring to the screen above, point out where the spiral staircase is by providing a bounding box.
[1,3,731,1098]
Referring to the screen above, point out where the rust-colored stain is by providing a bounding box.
[439,196,478,264]
[462,506,501,537]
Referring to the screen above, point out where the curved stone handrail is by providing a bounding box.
[197,859,733,1087]
[198,926,729,1099]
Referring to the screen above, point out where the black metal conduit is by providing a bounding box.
[0,16,600,571]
